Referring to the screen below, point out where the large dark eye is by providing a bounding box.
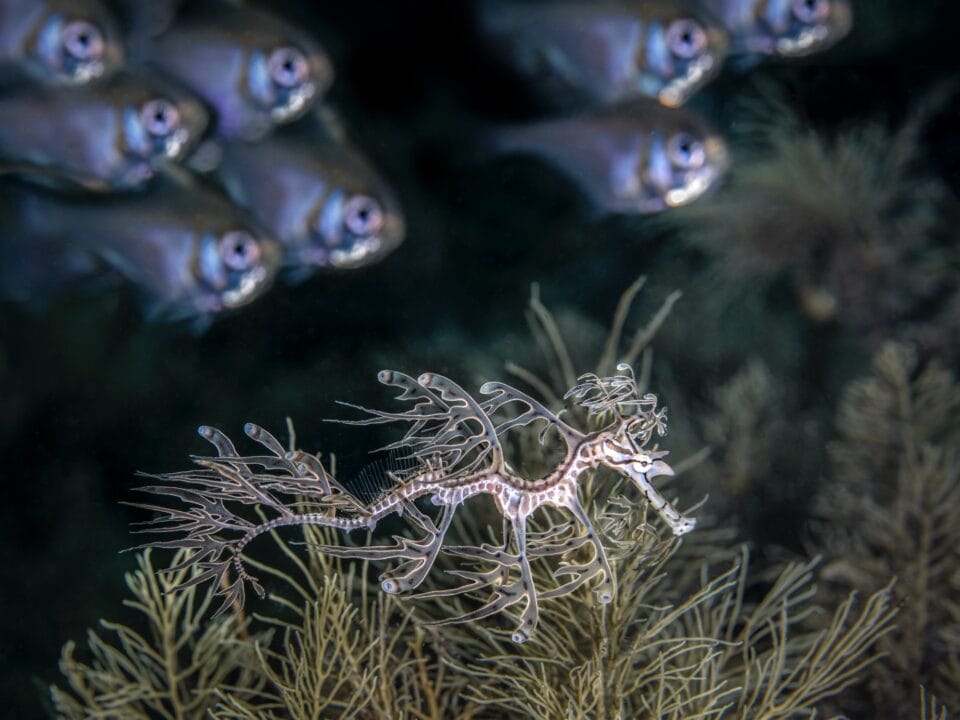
[268,46,309,88]
[219,231,261,271]
[792,0,830,22]
[666,19,707,60]
[343,195,384,236]
[62,19,104,61]
[140,99,180,137]
[667,132,706,170]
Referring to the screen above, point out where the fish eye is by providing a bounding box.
[667,132,706,170]
[61,19,105,61]
[140,99,180,137]
[268,46,309,88]
[343,195,385,237]
[219,231,261,272]
[792,0,830,23]
[666,19,707,60]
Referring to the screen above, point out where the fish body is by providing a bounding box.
[0,0,123,84]
[491,101,729,214]
[0,173,281,323]
[145,4,334,140]
[214,116,405,274]
[699,0,851,57]
[0,70,208,191]
[479,0,728,107]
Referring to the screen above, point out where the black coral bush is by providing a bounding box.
[51,283,903,718]
[818,342,960,717]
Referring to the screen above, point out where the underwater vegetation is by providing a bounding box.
[50,283,915,718]
[816,343,960,718]
[667,85,958,357]
[52,511,896,718]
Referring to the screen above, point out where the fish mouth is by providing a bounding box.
[328,215,406,269]
[61,38,124,84]
[165,101,209,161]
[657,30,727,107]
[658,54,717,107]
[220,265,270,308]
[664,137,729,208]
[219,238,281,308]
[269,81,317,123]
[775,4,852,56]
[775,25,831,56]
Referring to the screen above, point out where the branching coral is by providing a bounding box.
[816,342,960,717]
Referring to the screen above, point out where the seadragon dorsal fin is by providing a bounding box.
[343,449,421,505]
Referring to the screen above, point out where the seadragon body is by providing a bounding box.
[136,364,695,642]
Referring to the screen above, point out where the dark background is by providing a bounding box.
[0,0,956,715]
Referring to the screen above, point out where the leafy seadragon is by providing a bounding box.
[134,364,695,643]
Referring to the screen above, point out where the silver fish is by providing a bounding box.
[479,0,728,107]
[213,116,405,275]
[491,101,729,214]
[144,4,334,140]
[0,0,123,84]
[0,173,281,324]
[0,70,208,191]
[699,0,852,57]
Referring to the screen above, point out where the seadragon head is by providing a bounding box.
[566,364,694,536]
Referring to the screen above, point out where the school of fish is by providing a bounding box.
[0,0,852,328]
[480,0,851,216]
